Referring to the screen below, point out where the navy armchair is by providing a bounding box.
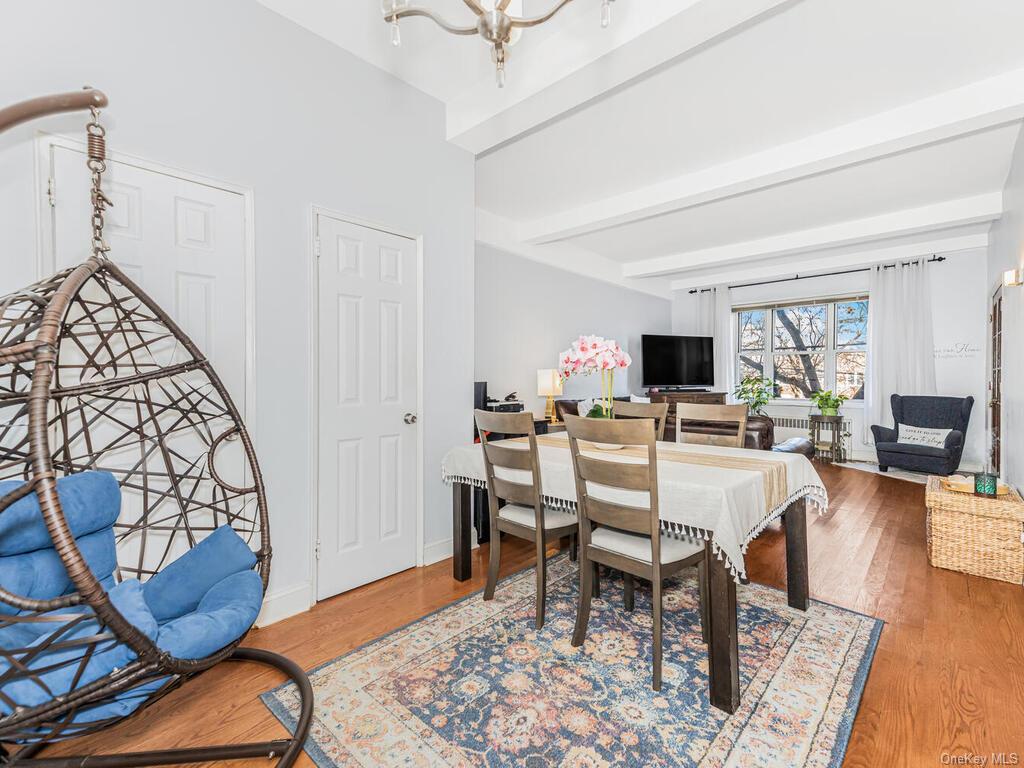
[871,394,974,475]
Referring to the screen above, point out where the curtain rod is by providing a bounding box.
[687,254,946,294]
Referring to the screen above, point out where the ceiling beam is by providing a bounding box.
[623,193,1003,278]
[521,68,1024,244]
[668,232,990,292]
[447,0,796,154]
[475,209,672,299]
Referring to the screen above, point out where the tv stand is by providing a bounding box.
[646,390,727,442]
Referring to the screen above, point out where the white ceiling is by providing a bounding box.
[261,0,1024,297]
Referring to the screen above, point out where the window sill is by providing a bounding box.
[765,400,864,409]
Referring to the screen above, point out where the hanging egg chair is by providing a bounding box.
[0,90,312,766]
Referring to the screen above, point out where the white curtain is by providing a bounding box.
[864,260,937,442]
[697,289,715,336]
[712,285,736,400]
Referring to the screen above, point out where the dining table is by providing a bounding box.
[441,431,829,714]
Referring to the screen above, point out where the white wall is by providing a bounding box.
[989,124,1024,488]
[672,249,990,469]
[0,1,475,620]
[475,245,672,413]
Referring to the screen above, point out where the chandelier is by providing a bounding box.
[381,0,615,87]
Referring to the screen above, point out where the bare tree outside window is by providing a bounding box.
[735,299,868,401]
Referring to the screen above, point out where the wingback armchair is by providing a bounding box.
[871,394,974,475]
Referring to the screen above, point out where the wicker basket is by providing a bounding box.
[925,476,1024,584]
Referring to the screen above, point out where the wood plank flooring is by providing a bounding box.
[35,465,1024,766]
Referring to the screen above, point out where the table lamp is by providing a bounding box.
[537,369,563,423]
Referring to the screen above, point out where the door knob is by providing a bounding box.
[404,413,418,425]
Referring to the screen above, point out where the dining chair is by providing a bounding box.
[675,403,749,448]
[611,400,670,441]
[475,409,579,629]
[564,414,708,690]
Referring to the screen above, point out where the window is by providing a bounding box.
[735,298,867,400]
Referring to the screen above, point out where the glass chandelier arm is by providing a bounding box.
[385,7,481,34]
[509,0,575,28]
[462,0,486,13]
[495,0,514,9]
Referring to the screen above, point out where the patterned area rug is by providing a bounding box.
[263,555,881,767]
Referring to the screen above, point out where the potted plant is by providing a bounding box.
[558,335,631,419]
[810,389,847,417]
[733,374,775,415]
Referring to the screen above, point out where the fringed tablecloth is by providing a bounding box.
[442,432,828,583]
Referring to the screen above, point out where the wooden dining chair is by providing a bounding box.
[475,410,579,629]
[563,415,707,690]
[675,403,749,448]
[611,400,670,441]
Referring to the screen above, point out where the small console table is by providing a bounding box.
[809,414,846,463]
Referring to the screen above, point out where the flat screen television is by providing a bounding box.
[641,334,714,388]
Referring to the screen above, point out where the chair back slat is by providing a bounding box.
[612,401,670,441]
[575,454,650,491]
[675,403,749,449]
[484,442,533,471]
[584,496,653,535]
[491,477,537,507]
[561,414,655,447]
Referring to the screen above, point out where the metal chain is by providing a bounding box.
[85,105,112,259]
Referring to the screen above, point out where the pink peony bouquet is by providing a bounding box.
[558,335,631,418]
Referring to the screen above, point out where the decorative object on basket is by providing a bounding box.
[734,374,775,415]
[557,335,631,419]
[925,477,1024,584]
[536,369,563,423]
[810,389,848,417]
[974,470,1000,497]
[938,474,1008,496]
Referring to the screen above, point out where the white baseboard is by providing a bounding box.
[423,532,479,567]
[256,580,313,627]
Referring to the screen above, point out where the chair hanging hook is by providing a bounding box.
[84,97,113,260]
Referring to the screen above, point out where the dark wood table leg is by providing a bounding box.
[705,542,739,714]
[452,482,472,581]
[784,497,809,610]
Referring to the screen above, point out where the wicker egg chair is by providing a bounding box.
[0,90,312,766]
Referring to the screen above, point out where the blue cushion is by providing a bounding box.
[0,472,120,556]
[0,579,157,716]
[142,525,257,622]
[0,528,118,616]
[156,570,263,659]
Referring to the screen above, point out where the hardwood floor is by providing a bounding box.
[36,465,1024,766]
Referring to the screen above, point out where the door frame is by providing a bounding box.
[987,281,1004,475]
[307,205,425,603]
[33,132,258,429]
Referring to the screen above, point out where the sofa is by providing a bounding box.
[870,394,974,475]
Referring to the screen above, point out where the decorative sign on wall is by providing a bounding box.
[934,342,981,361]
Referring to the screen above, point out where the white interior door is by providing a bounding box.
[47,143,248,407]
[316,214,418,599]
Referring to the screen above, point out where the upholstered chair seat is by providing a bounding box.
[497,504,577,530]
[590,528,703,564]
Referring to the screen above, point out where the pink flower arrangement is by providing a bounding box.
[558,335,632,379]
[558,335,631,418]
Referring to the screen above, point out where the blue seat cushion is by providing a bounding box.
[156,570,263,659]
[142,525,258,622]
[0,528,118,616]
[0,579,158,717]
[0,472,120,556]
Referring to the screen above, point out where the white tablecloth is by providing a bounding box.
[442,433,828,583]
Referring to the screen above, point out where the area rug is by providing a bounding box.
[262,555,881,767]
[842,461,928,484]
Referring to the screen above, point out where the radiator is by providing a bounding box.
[772,416,853,435]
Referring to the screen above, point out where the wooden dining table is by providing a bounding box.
[442,434,828,714]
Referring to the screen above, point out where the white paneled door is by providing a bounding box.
[316,214,418,599]
[47,143,248,408]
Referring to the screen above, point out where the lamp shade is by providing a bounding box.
[537,369,563,397]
